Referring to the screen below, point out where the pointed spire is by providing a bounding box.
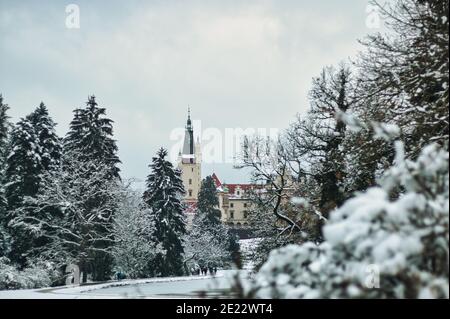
[186,106,192,129]
[183,106,194,155]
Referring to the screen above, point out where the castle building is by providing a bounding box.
[211,174,254,228]
[177,110,254,234]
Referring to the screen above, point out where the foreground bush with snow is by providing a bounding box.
[0,257,60,290]
[239,143,449,298]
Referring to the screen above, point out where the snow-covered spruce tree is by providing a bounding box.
[0,94,10,163]
[10,153,120,283]
[62,96,120,280]
[238,139,448,298]
[4,103,62,266]
[0,95,11,257]
[112,185,162,279]
[4,117,42,266]
[143,148,186,277]
[64,95,120,178]
[27,102,62,171]
[197,175,239,259]
[197,176,222,225]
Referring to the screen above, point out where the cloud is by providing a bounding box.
[0,0,371,181]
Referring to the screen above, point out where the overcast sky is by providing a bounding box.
[0,0,380,185]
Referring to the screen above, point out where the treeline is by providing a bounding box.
[237,0,448,298]
[0,96,236,289]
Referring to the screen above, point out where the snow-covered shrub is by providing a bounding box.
[0,257,60,290]
[240,143,449,298]
[112,187,163,279]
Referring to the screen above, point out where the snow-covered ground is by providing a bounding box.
[0,271,233,299]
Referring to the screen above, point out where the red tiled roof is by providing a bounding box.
[212,172,258,194]
[225,184,254,195]
[211,173,222,187]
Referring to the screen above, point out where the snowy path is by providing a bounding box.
[0,270,236,299]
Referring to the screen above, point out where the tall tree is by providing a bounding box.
[4,103,61,265]
[28,102,62,171]
[0,95,11,257]
[62,95,121,280]
[306,64,356,215]
[64,96,120,178]
[0,95,10,161]
[143,148,186,277]
[4,117,41,265]
[185,176,236,271]
[196,176,221,226]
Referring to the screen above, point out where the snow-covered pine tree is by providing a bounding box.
[64,95,120,178]
[5,118,41,210]
[196,176,221,226]
[27,102,62,171]
[0,95,11,257]
[4,103,62,266]
[143,148,186,277]
[62,95,121,280]
[184,176,236,271]
[0,95,10,162]
[4,117,42,266]
[195,176,239,263]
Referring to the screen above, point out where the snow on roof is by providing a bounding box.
[212,172,260,196]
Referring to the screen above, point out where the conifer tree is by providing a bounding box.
[62,96,121,280]
[4,103,62,265]
[64,96,120,178]
[4,117,41,265]
[143,148,186,277]
[0,95,10,161]
[190,176,239,267]
[0,95,10,257]
[28,102,62,171]
[196,176,221,226]
[5,118,41,210]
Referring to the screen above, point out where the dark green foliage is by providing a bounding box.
[197,176,221,226]
[64,96,120,178]
[143,148,186,277]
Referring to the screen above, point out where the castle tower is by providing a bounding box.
[178,108,202,202]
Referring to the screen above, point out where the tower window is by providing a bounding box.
[243,211,248,219]
[189,190,193,197]
[189,178,192,185]
[191,168,194,172]
[230,203,234,208]
[230,211,234,219]
[243,203,247,208]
